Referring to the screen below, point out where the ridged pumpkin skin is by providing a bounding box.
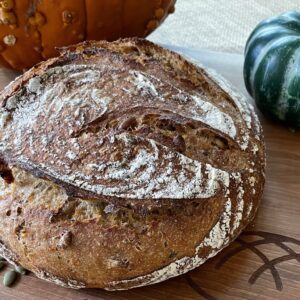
[0,0,176,70]
[244,11,300,128]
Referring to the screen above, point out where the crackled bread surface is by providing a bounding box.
[0,38,265,290]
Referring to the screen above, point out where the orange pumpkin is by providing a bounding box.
[0,0,176,70]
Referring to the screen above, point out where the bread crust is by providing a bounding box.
[0,38,265,289]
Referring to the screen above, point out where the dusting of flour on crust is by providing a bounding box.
[0,42,264,291]
[0,63,241,200]
[35,270,85,289]
[130,70,159,97]
[16,133,230,200]
[106,192,245,290]
[176,52,262,151]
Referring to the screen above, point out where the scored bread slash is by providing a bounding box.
[0,38,265,290]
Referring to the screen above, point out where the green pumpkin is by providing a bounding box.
[244,11,300,127]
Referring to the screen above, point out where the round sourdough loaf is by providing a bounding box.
[0,38,265,290]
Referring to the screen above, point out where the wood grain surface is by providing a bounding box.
[0,48,299,300]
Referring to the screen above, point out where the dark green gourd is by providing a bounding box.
[244,11,300,127]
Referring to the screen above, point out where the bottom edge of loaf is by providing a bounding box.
[0,204,258,290]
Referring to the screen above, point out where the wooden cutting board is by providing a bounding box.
[0,47,299,300]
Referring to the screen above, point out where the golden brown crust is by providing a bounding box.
[0,38,265,289]
[0,167,226,288]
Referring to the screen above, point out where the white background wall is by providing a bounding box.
[149,0,300,53]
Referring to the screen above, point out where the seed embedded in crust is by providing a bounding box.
[214,138,226,149]
[3,34,16,46]
[106,257,129,269]
[111,151,123,162]
[57,231,73,249]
